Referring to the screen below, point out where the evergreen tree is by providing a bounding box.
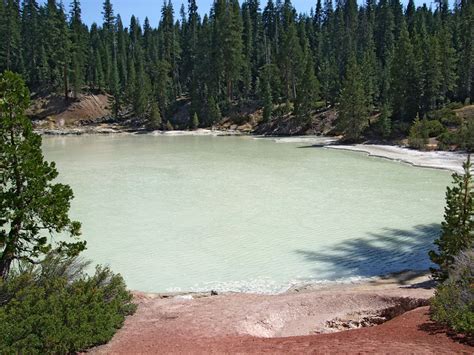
[42,0,71,99]
[279,0,303,102]
[207,96,221,125]
[116,15,129,90]
[430,155,474,281]
[212,0,244,101]
[133,57,150,118]
[294,38,319,121]
[109,57,121,117]
[456,0,473,102]
[69,0,87,98]
[337,57,368,141]
[191,112,199,129]
[437,25,457,103]
[148,101,162,130]
[21,0,41,87]
[0,72,85,279]
[262,79,273,122]
[1,0,22,73]
[377,103,392,139]
[390,20,419,122]
[102,0,116,92]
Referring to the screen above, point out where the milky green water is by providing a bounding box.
[42,135,451,293]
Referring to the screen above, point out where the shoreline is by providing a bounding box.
[39,126,468,174]
[136,269,432,299]
[326,144,467,174]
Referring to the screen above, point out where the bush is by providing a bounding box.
[458,118,474,152]
[408,117,429,149]
[428,107,462,126]
[446,102,464,110]
[438,131,459,147]
[0,255,136,353]
[431,249,474,337]
[438,119,474,152]
[408,117,447,149]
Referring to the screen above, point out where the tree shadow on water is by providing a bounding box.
[295,224,440,286]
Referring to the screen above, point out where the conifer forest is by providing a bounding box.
[0,0,473,140]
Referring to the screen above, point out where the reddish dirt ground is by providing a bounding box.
[92,274,473,354]
[93,307,471,354]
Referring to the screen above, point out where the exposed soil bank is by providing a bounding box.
[327,144,468,174]
[91,271,472,354]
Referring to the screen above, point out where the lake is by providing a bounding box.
[42,135,451,293]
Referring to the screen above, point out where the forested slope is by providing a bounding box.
[0,0,473,145]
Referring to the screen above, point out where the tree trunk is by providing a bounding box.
[0,253,13,280]
[64,64,69,101]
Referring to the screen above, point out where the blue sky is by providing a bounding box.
[50,0,435,27]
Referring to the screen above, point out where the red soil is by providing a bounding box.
[93,306,472,354]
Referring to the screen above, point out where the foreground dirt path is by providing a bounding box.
[91,273,472,354]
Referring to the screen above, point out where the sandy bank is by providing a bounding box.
[89,271,474,354]
[150,128,244,136]
[327,144,468,174]
[35,126,246,137]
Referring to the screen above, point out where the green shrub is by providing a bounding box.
[438,119,474,152]
[431,249,474,337]
[446,102,464,110]
[0,255,136,354]
[408,116,429,149]
[458,118,474,152]
[438,131,458,147]
[426,120,446,137]
[428,107,462,126]
[409,117,447,149]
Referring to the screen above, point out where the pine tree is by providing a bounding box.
[102,0,115,44]
[262,80,273,122]
[279,0,303,103]
[294,37,320,121]
[148,101,162,130]
[456,0,473,102]
[191,112,200,129]
[438,25,458,103]
[337,56,368,141]
[160,0,181,97]
[390,20,419,122]
[0,72,85,279]
[57,2,71,100]
[0,2,5,68]
[1,0,22,73]
[377,103,392,139]
[109,57,121,118]
[430,155,474,281]
[116,15,129,90]
[42,0,71,99]
[21,0,41,87]
[207,96,221,125]
[212,0,244,101]
[133,57,150,118]
[69,0,87,98]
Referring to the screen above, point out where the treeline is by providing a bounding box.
[0,0,473,135]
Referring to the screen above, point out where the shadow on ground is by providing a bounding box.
[418,318,474,346]
[295,224,440,284]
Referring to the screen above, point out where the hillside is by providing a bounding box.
[28,93,111,129]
